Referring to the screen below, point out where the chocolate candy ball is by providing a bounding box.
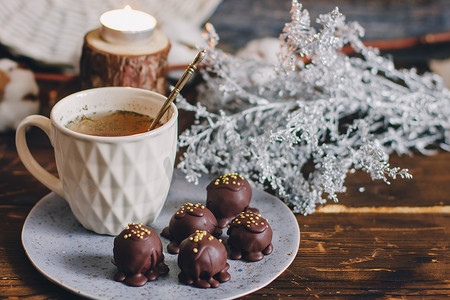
[178,230,231,288]
[161,203,222,254]
[206,173,252,228]
[227,211,273,262]
[113,223,169,287]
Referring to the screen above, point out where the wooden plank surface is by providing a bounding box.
[1,16,450,296]
[1,106,449,299]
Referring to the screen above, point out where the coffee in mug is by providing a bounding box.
[66,110,161,136]
[16,87,178,235]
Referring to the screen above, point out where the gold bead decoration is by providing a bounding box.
[122,222,152,239]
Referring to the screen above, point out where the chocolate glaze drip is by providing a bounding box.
[177,230,231,288]
[227,211,273,262]
[206,173,252,228]
[113,223,169,287]
[161,203,222,254]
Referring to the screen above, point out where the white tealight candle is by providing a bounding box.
[100,5,157,45]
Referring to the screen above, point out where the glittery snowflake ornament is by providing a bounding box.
[176,0,450,214]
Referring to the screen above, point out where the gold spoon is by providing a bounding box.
[149,49,207,130]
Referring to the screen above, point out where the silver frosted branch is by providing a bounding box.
[176,1,448,214]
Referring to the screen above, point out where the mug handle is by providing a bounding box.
[15,115,65,198]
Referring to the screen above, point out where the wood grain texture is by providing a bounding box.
[79,29,171,95]
[1,107,449,299]
[1,43,450,300]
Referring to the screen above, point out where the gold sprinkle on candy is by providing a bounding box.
[218,239,222,243]
[191,230,208,242]
[193,248,198,253]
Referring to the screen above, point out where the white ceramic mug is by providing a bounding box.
[16,87,178,235]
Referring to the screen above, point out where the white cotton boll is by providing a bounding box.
[236,38,280,65]
[429,58,450,89]
[236,38,280,86]
[160,18,204,67]
[249,66,277,86]
[0,59,17,72]
[168,42,200,67]
[160,18,204,47]
[159,18,206,78]
[0,59,39,131]
[167,42,201,79]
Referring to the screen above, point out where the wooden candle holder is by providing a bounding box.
[79,28,171,95]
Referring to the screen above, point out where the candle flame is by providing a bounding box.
[101,5,156,33]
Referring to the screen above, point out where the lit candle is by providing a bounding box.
[100,5,157,45]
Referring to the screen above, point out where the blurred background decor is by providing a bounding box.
[0,0,448,86]
[0,1,448,71]
[0,0,221,70]
[0,58,39,131]
[209,0,450,64]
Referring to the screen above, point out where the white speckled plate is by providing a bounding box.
[22,172,300,300]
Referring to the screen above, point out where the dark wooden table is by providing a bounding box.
[1,73,449,299]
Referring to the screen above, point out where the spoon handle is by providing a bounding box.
[149,49,207,130]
